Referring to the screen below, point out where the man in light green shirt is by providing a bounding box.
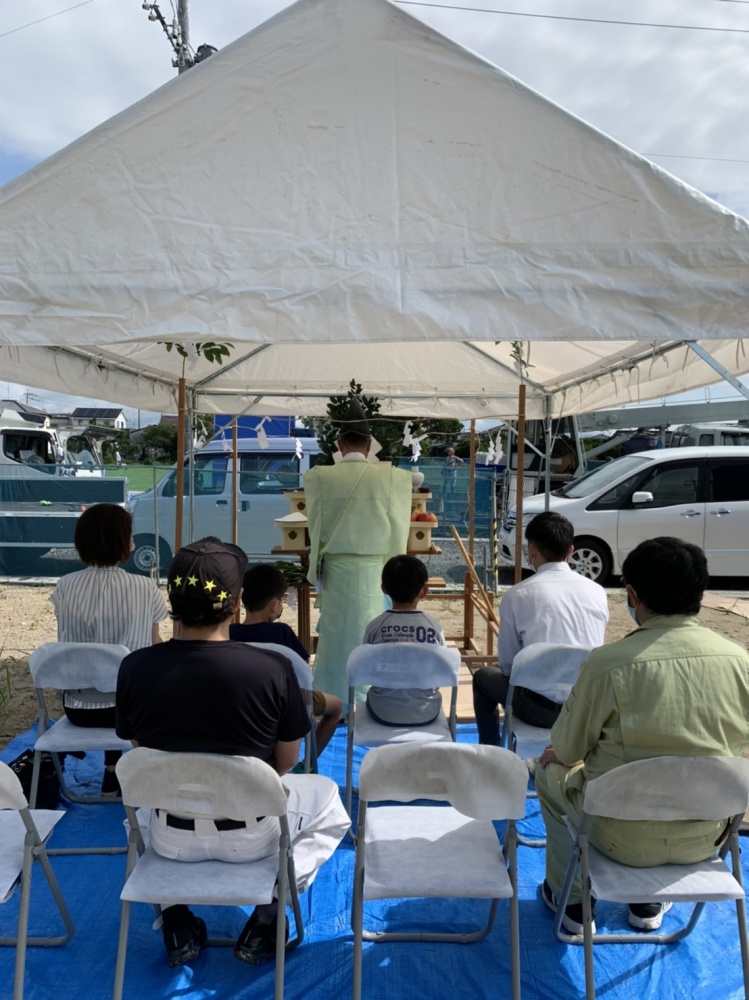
[536,536,749,936]
[304,400,411,704]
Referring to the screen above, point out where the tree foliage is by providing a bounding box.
[141,424,179,463]
[304,379,464,466]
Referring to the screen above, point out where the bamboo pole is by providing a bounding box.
[174,376,186,553]
[451,525,499,626]
[513,383,526,584]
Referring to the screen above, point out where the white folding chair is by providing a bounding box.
[345,643,462,818]
[112,747,304,1000]
[244,642,318,773]
[351,743,528,1000]
[0,761,74,1000]
[28,642,131,807]
[553,755,749,1000]
[503,643,593,760]
[502,643,593,848]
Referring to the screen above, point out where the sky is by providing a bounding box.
[1,0,748,424]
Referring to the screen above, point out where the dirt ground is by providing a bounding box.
[1,582,748,749]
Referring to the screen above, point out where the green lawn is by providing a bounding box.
[105,464,171,493]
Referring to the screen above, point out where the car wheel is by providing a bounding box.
[127,535,172,577]
[570,537,611,584]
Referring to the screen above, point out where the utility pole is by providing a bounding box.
[176,0,190,73]
[142,1,217,73]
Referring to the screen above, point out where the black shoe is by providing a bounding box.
[541,879,596,935]
[234,911,289,966]
[162,906,208,968]
[628,901,672,931]
[101,769,121,797]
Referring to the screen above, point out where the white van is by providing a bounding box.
[498,446,749,583]
[127,436,321,574]
[671,423,749,448]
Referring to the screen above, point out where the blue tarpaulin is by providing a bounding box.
[1,725,746,1000]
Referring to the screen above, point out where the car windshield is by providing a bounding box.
[555,455,653,499]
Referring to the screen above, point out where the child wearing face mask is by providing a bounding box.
[230,563,342,757]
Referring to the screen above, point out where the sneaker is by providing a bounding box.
[628,901,673,931]
[161,906,207,968]
[541,879,596,935]
[101,769,121,797]
[234,910,289,965]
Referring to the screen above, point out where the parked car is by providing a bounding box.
[127,437,321,575]
[498,446,749,583]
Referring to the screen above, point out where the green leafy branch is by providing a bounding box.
[159,341,234,366]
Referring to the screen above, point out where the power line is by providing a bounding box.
[396,2,749,34]
[645,153,749,164]
[0,0,94,41]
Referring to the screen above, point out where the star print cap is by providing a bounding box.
[167,536,247,612]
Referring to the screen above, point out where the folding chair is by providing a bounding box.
[0,761,74,1000]
[351,742,528,1000]
[553,755,749,1000]
[502,643,592,848]
[112,747,304,1000]
[345,642,462,818]
[28,642,131,807]
[244,642,318,773]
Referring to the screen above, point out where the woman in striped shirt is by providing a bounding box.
[50,504,168,793]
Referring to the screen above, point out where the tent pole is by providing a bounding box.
[686,343,749,401]
[514,385,526,584]
[231,417,239,545]
[544,394,553,512]
[468,419,476,562]
[174,376,186,553]
[187,394,195,543]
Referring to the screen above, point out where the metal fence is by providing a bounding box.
[0,460,499,580]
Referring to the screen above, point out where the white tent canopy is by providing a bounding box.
[0,0,748,417]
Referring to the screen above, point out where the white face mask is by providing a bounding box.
[628,604,639,625]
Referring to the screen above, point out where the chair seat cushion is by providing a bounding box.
[0,810,65,903]
[352,704,452,748]
[587,843,744,903]
[362,805,512,900]
[35,717,132,753]
[120,846,280,906]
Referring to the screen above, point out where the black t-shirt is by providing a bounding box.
[115,639,310,765]
[229,621,310,661]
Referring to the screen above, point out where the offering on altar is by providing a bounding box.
[274,511,310,551]
[411,490,433,515]
[283,489,307,515]
[408,493,437,552]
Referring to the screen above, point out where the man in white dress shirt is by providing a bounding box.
[472,512,609,743]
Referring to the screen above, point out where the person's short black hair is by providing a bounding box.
[525,512,574,562]
[74,503,132,566]
[381,555,429,604]
[241,563,286,612]
[621,536,708,615]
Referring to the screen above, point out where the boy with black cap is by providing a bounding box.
[115,537,349,969]
[304,397,412,704]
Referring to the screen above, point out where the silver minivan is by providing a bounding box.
[127,436,321,574]
[499,446,749,583]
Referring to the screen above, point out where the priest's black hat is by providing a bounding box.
[336,397,371,438]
